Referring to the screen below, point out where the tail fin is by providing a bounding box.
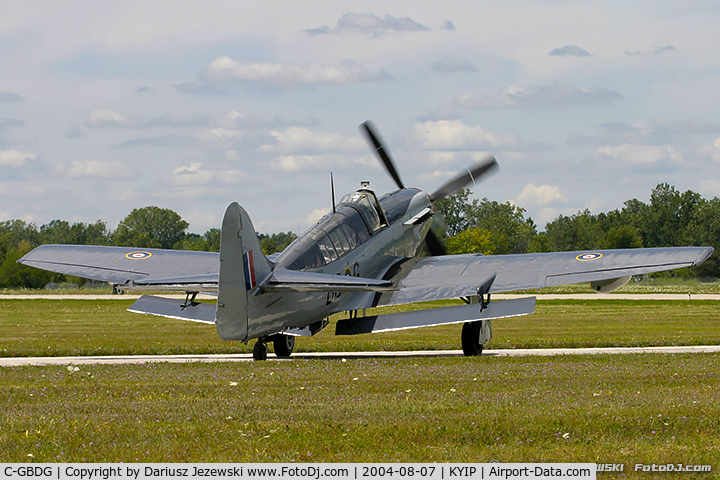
[215,202,271,341]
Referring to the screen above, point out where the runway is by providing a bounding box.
[2,293,719,300]
[2,345,719,367]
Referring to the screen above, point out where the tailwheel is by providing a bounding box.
[461,321,484,357]
[273,334,295,358]
[252,340,268,361]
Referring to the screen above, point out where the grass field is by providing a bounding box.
[1,355,719,470]
[1,297,719,473]
[1,298,719,357]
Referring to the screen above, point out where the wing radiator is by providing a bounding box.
[128,295,216,324]
[335,296,536,335]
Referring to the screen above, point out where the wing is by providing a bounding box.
[17,245,393,294]
[17,244,220,291]
[381,246,714,306]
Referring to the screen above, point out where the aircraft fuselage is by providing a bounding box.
[245,187,433,340]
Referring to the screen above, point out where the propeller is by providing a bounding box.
[360,121,405,190]
[428,154,498,203]
[424,228,446,256]
[359,120,499,256]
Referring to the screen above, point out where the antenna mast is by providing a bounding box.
[331,172,336,214]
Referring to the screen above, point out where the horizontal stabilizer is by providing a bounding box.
[285,319,330,337]
[128,295,216,324]
[262,268,394,293]
[336,296,536,335]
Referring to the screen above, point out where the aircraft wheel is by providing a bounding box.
[273,334,295,358]
[252,341,268,361]
[461,321,484,357]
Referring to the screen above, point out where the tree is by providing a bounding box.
[113,206,189,249]
[434,189,537,253]
[445,227,495,255]
[258,232,298,255]
[434,189,473,237]
[642,183,702,247]
[470,199,536,254]
[605,225,643,249]
[544,209,605,251]
[0,240,52,288]
[39,219,109,245]
[685,197,720,277]
[173,228,221,252]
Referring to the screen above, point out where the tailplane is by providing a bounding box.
[215,202,271,341]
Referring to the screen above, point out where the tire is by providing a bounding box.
[252,341,268,361]
[273,334,295,358]
[461,321,484,357]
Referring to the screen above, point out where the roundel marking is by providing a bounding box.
[126,251,152,260]
[576,252,603,261]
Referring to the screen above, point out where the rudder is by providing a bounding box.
[215,202,271,341]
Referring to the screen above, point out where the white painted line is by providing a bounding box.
[2,345,719,367]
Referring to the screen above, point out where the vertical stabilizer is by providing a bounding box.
[215,202,271,341]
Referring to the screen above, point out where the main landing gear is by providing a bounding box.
[461,321,487,356]
[460,274,495,357]
[252,334,296,361]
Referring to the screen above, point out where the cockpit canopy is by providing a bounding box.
[275,187,422,271]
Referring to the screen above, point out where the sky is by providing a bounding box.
[1,1,719,235]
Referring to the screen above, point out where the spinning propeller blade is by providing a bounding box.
[360,121,498,256]
[360,120,405,190]
[424,228,447,256]
[429,155,498,203]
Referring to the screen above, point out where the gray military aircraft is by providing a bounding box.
[18,121,713,360]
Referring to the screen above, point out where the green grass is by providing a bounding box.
[517,277,720,295]
[1,299,719,357]
[2,298,720,472]
[1,354,719,469]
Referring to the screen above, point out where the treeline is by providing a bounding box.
[1,183,717,289]
[436,183,719,278]
[0,205,299,289]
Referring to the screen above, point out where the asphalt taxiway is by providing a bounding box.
[1,345,719,367]
[3,293,720,300]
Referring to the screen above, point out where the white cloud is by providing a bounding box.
[172,163,245,186]
[271,154,355,173]
[305,13,430,36]
[514,184,568,206]
[193,128,245,143]
[260,127,365,154]
[624,45,677,56]
[182,211,221,233]
[596,144,684,166]
[173,82,228,96]
[305,208,330,225]
[699,180,720,196]
[86,109,143,128]
[0,150,35,167]
[431,57,477,73]
[454,85,622,109]
[0,91,22,102]
[700,137,720,163]
[549,45,591,57]
[408,120,517,151]
[202,57,392,86]
[55,160,135,179]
